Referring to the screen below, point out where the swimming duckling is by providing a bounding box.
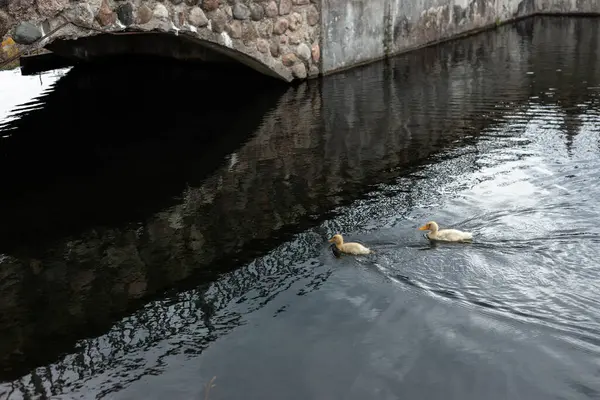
[418,221,473,242]
[328,234,372,255]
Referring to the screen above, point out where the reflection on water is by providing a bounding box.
[0,69,68,125]
[2,16,600,400]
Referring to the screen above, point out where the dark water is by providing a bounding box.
[1,15,600,399]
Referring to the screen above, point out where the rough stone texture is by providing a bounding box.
[249,3,263,21]
[37,0,69,18]
[188,6,207,26]
[269,40,279,56]
[96,0,116,26]
[116,3,134,26]
[273,17,288,34]
[65,2,94,26]
[306,5,318,25]
[264,1,278,17]
[256,37,269,53]
[288,31,301,44]
[13,21,41,44]
[175,11,185,27]
[210,9,227,33]
[226,20,242,38]
[281,52,297,66]
[311,41,319,62]
[288,12,301,30]
[136,4,153,24]
[241,20,258,44]
[257,19,272,37]
[0,10,11,38]
[153,3,169,21]
[291,61,306,78]
[295,42,309,61]
[232,3,250,19]
[202,0,219,12]
[279,0,291,15]
[8,0,35,20]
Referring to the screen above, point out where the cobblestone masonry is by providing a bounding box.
[0,0,321,81]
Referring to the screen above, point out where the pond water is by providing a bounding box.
[1,16,600,400]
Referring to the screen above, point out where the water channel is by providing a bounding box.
[0,15,599,400]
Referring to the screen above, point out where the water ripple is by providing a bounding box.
[2,16,600,400]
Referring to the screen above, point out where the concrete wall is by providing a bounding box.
[320,0,600,75]
[538,0,600,13]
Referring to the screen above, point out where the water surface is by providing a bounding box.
[1,16,600,400]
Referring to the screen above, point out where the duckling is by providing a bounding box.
[418,221,473,242]
[328,234,372,255]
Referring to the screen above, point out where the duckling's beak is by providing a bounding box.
[418,225,428,231]
[328,238,334,243]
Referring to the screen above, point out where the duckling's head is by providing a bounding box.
[328,234,344,245]
[418,221,439,232]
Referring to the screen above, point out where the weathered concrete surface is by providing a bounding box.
[321,0,600,75]
[537,0,600,13]
[0,0,321,80]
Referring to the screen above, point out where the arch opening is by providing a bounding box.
[45,31,289,81]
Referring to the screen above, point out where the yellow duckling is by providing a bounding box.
[418,221,473,242]
[328,234,372,255]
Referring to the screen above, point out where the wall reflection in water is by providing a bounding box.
[0,16,599,399]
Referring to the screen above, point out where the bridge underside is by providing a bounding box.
[45,32,288,81]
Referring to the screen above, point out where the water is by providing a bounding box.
[1,16,600,399]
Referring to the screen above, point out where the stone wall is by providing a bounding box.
[0,0,321,80]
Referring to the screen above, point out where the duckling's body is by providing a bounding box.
[419,221,473,242]
[328,234,372,255]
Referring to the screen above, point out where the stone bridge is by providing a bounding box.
[0,0,599,81]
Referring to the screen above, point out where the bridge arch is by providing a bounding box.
[2,0,321,81]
